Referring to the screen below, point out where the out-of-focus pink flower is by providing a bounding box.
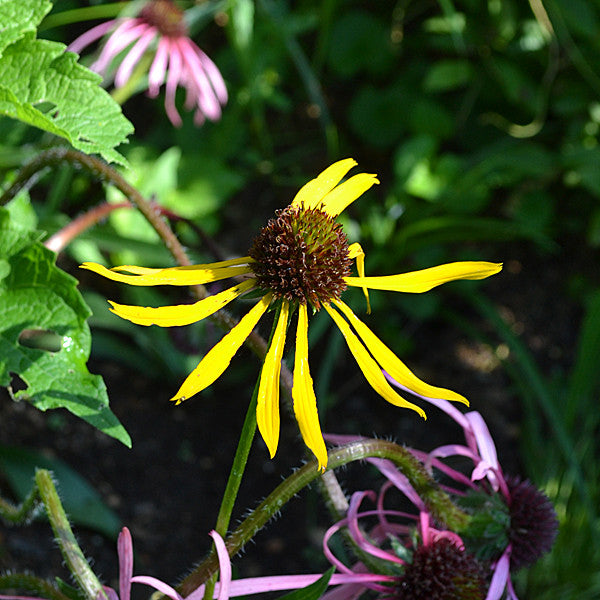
[68,0,227,127]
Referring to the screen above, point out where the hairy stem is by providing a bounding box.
[179,439,469,596]
[0,148,285,380]
[35,469,106,600]
[0,573,71,600]
[0,484,39,525]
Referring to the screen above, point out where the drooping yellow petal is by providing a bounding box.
[332,298,468,405]
[348,242,370,314]
[344,261,503,294]
[256,301,290,459]
[293,303,328,471]
[108,279,257,327]
[323,303,426,418]
[80,258,254,286]
[320,173,379,217]
[290,158,357,210]
[171,293,272,403]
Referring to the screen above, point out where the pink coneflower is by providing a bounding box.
[321,491,487,600]
[68,0,228,127]
[384,375,559,600]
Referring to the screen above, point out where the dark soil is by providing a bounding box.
[0,240,583,595]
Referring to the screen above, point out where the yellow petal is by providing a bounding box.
[109,279,257,327]
[171,293,272,403]
[293,303,328,471]
[323,303,426,418]
[348,242,370,314]
[332,299,468,405]
[257,301,290,459]
[320,173,379,217]
[290,159,357,210]
[344,261,503,293]
[80,258,253,286]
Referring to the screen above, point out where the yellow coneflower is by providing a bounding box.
[81,159,502,470]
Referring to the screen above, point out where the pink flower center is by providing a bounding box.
[140,0,188,38]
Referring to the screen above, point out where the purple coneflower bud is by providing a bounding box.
[506,476,559,570]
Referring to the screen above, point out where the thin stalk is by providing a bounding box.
[203,306,282,600]
[179,439,469,596]
[202,379,259,600]
[39,3,129,31]
[35,469,106,600]
[0,573,71,600]
[0,485,39,524]
[44,201,130,253]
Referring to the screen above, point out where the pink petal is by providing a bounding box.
[131,577,184,600]
[164,42,183,126]
[323,519,356,575]
[209,531,232,600]
[486,547,511,600]
[177,39,222,120]
[347,492,404,565]
[115,27,158,88]
[148,37,170,97]
[92,20,147,75]
[103,587,120,600]
[117,527,133,600]
[368,457,426,510]
[67,20,118,55]
[196,48,228,103]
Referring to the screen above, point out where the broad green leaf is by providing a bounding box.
[0,34,133,165]
[0,206,131,447]
[0,445,121,538]
[0,0,51,55]
[276,568,334,600]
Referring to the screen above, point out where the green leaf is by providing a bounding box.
[423,59,473,92]
[276,568,334,600]
[0,34,133,165]
[328,11,393,78]
[0,445,121,537]
[0,206,131,447]
[0,0,52,55]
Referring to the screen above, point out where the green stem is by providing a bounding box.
[35,469,106,600]
[0,484,39,524]
[203,305,283,600]
[39,3,130,31]
[179,439,469,596]
[202,379,259,600]
[0,573,71,600]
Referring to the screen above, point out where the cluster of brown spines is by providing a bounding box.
[248,205,352,309]
[140,0,187,38]
[395,538,487,600]
[506,476,558,570]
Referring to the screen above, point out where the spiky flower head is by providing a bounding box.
[506,476,558,570]
[249,205,352,309]
[396,538,487,600]
[139,0,187,38]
